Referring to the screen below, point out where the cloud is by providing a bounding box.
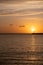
[19,25,25,28]
[0,1,43,18]
[9,24,13,26]
[0,0,42,2]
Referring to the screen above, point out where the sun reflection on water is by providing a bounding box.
[31,35,35,51]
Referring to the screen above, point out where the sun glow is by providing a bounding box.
[31,26,36,33]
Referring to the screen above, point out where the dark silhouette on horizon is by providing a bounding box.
[0,33,43,35]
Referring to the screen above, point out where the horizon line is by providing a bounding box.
[0,33,43,35]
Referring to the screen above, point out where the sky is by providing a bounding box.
[0,0,43,33]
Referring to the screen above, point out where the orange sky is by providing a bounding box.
[0,1,43,33]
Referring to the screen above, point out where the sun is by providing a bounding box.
[31,26,35,33]
[32,28,35,32]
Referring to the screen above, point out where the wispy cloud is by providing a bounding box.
[9,24,13,26]
[0,1,43,18]
[0,0,43,2]
[19,25,25,28]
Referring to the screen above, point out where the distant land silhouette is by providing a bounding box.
[0,33,43,35]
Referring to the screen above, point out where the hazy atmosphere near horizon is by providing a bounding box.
[0,0,43,33]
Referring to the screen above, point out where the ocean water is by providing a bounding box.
[0,35,43,65]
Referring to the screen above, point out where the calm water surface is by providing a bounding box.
[0,35,43,65]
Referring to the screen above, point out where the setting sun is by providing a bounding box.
[31,26,36,33]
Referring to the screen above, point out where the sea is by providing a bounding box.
[0,34,43,65]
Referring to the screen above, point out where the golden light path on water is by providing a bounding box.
[30,35,38,62]
[29,35,42,64]
[31,35,35,51]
